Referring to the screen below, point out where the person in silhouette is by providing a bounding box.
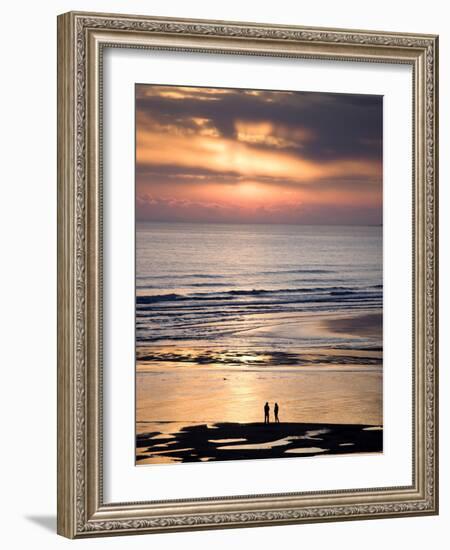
[274,402,280,423]
[264,402,270,424]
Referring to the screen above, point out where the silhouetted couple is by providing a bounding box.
[264,402,280,424]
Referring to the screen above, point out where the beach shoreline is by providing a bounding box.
[136,309,383,369]
[136,308,383,464]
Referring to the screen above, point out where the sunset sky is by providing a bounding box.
[136,85,382,225]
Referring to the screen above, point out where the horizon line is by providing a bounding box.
[136,220,383,227]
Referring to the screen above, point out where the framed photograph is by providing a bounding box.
[57,11,439,538]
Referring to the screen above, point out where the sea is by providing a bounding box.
[136,222,382,348]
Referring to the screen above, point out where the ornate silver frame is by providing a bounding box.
[57,11,439,538]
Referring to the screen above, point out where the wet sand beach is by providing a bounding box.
[136,310,383,464]
[136,422,382,464]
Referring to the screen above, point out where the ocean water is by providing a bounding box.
[136,223,382,351]
[135,223,383,456]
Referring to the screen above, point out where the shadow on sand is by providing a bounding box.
[136,422,383,464]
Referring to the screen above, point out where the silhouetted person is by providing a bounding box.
[264,402,270,424]
[274,402,280,423]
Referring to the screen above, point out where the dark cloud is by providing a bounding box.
[136,163,245,182]
[136,85,382,162]
[137,163,379,193]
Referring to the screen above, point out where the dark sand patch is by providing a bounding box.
[136,422,383,464]
[325,313,382,339]
[137,348,381,367]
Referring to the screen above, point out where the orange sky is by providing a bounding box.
[136,85,382,225]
